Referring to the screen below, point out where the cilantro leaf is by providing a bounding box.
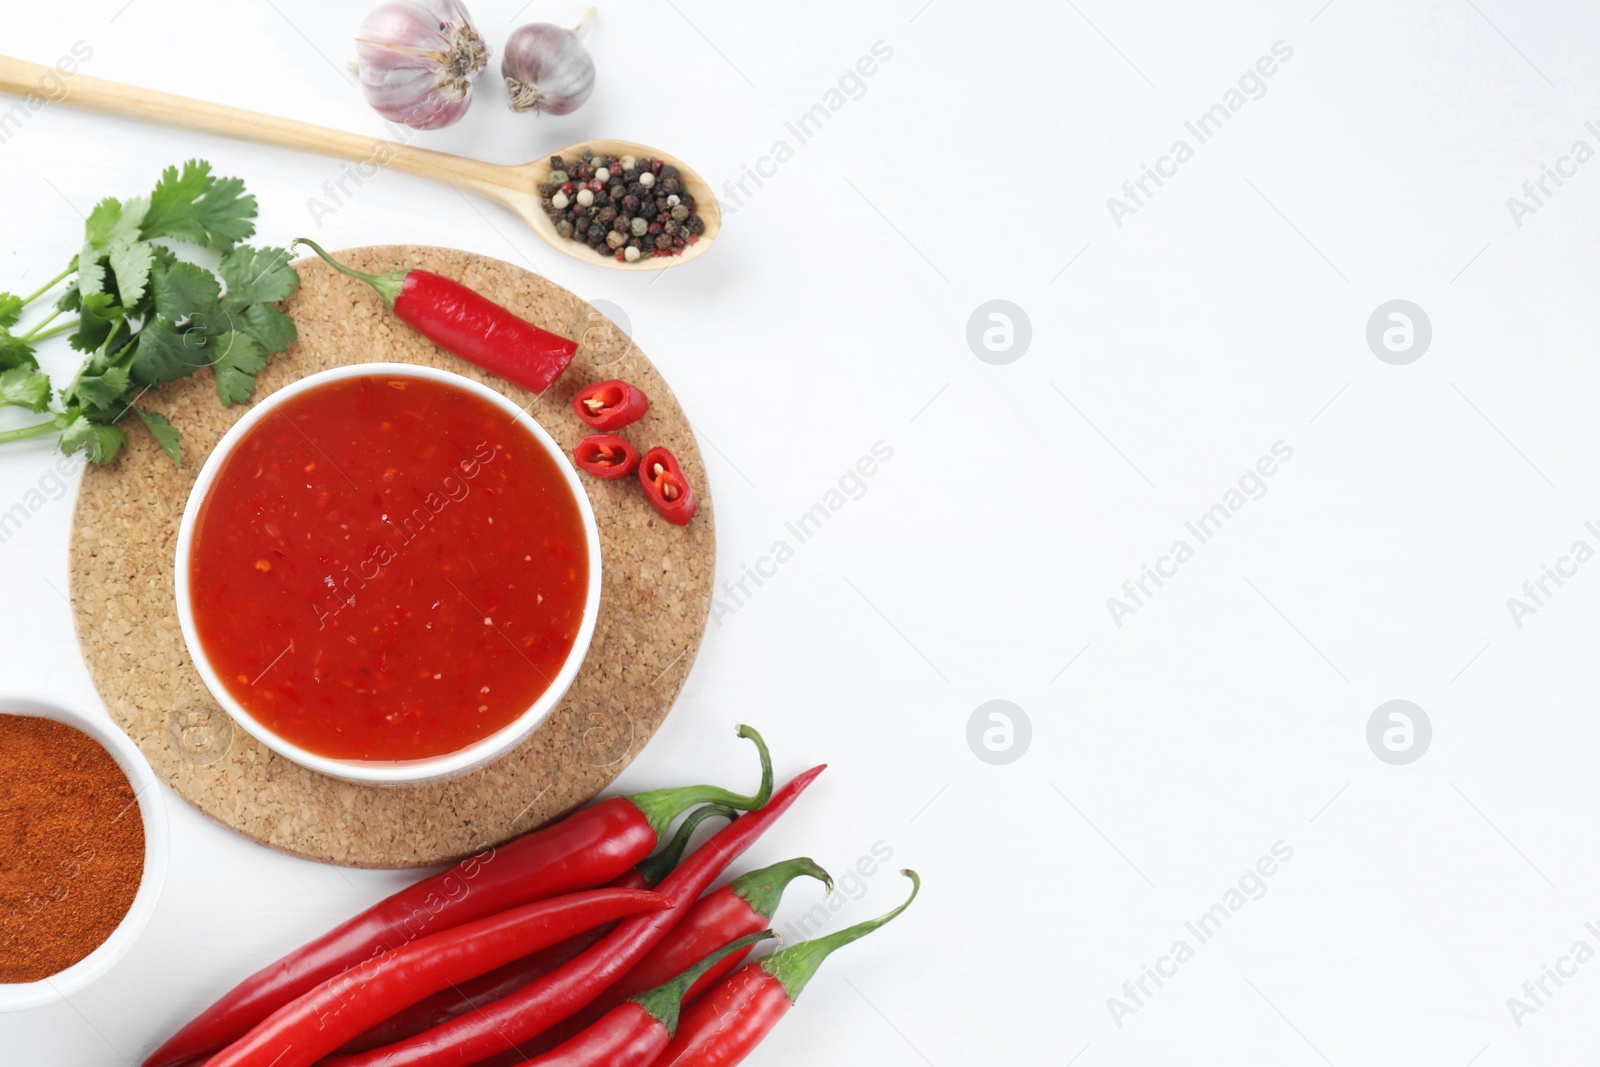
[130,321,207,386]
[141,160,257,250]
[77,245,107,298]
[0,294,22,330]
[70,365,132,412]
[134,407,181,465]
[152,261,222,324]
[0,332,36,372]
[108,239,155,309]
[69,292,124,354]
[220,247,298,308]
[57,410,127,465]
[0,367,51,412]
[83,196,147,253]
[235,302,298,354]
[207,330,267,406]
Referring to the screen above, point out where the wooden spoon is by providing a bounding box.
[0,56,719,272]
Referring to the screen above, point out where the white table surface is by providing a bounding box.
[6,0,1600,1063]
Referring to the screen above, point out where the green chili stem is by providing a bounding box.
[633,931,776,1035]
[635,803,740,887]
[292,238,409,308]
[729,857,833,921]
[762,870,920,1003]
[628,726,775,840]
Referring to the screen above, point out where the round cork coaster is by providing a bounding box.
[67,246,714,869]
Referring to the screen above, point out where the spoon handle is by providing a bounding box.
[0,55,511,193]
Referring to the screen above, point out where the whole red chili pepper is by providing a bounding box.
[335,805,739,1056]
[323,765,827,1067]
[527,857,832,1055]
[142,730,772,1067]
[573,434,639,480]
[650,870,920,1067]
[639,447,695,526]
[293,239,578,393]
[572,380,650,430]
[200,889,671,1067]
[515,933,775,1067]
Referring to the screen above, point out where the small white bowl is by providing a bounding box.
[0,692,169,1012]
[174,363,603,786]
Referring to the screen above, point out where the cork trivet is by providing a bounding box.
[67,246,713,868]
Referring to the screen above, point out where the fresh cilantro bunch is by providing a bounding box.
[0,160,299,464]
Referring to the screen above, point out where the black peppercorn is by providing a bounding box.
[587,223,604,240]
[686,216,705,235]
[597,206,617,225]
[679,195,696,211]
[550,155,564,170]
[670,204,689,222]
[663,220,679,236]
[659,165,679,181]
[621,195,641,214]
[556,219,574,238]
[640,200,657,216]
[660,178,682,196]
[655,234,672,250]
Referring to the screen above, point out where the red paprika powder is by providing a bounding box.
[0,715,145,982]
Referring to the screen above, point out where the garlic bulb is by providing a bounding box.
[356,0,489,130]
[502,8,597,116]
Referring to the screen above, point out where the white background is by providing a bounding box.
[5,0,1600,1063]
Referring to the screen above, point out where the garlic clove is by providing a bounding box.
[356,0,489,130]
[502,9,597,116]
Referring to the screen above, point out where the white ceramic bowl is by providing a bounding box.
[0,692,169,1012]
[174,363,603,785]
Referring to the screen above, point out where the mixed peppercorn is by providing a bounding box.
[539,148,705,261]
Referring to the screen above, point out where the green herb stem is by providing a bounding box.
[21,310,71,343]
[19,264,74,309]
[0,420,60,445]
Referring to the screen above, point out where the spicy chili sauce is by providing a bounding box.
[187,373,589,761]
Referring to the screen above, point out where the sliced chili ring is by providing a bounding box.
[573,434,640,480]
[572,379,650,431]
[638,446,696,526]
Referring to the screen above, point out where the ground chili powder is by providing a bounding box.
[0,714,145,983]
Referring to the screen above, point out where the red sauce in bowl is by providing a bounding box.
[186,372,590,761]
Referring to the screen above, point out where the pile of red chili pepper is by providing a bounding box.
[570,377,696,527]
[144,726,917,1067]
